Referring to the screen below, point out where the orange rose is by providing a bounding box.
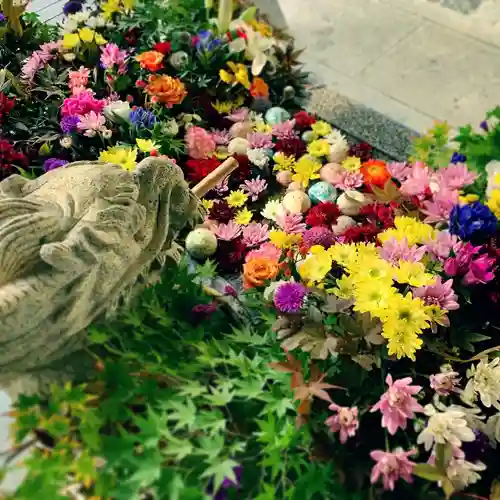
[250,77,269,98]
[243,257,279,289]
[135,50,164,72]
[145,75,187,107]
[360,159,391,188]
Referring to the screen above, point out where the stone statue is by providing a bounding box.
[0,157,206,376]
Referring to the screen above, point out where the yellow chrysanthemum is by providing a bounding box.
[62,33,80,50]
[298,245,333,286]
[234,208,253,225]
[342,156,362,172]
[212,100,235,114]
[202,199,214,211]
[101,0,120,19]
[307,139,330,158]
[385,329,423,361]
[269,230,301,249]
[353,280,397,317]
[487,189,500,218]
[311,121,332,137]
[378,216,436,247]
[393,261,436,287]
[292,155,322,188]
[219,62,250,89]
[226,190,248,208]
[254,121,273,133]
[99,146,138,171]
[273,152,296,172]
[328,243,358,269]
[333,274,356,300]
[136,138,157,153]
[352,257,394,287]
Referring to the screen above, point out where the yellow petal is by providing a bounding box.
[78,27,95,43]
[62,33,80,50]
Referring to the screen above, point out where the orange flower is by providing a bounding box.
[145,75,187,107]
[360,159,391,188]
[243,256,279,289]
[135,51,164,72]
[250,77,269,98]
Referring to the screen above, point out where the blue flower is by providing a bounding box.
[129,107,156,129]
[450,152,467,164]
[449,202,497,242]
[0,12,6,22]
[196,29,221,52]
[63,0,85,15]
[43,158,68,172]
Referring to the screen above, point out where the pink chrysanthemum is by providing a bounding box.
[333,170,364,190]
[240,176,268,201]
[212,220,242,241]
[378,237,427,265]
[370,448,416,491]
[76,111,107,137]
[412,277,459,311]
[275,212,307,234]
[370,374,424,435]
[211,129,232,146]
[242,222,270,247]
[226,107,250,122]
[272,120,297,139]
[245,242,281,263]
[186,126,216,159]
[248,132,274,149]
[100,43,128,74]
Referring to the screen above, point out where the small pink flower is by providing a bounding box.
[443,242,481,277]
[240,176,268,201]
[275,212,307,234]
[68,66,90,94]
[186,126,216,159]
[76,111,107,137]
[421,189,459,224]
[325,403,359,444]
[226,107,249,122]
[248,132,274,149]
[212,220,242,241]
[100,43,128,74]
[21,42,60,83]
[424,231,460,261]
[212,176,229,196]
[370,448,416,491]
[61,90,105,117]
[245,242,281,262]
[211,129,232,146]
[463,254,496,285]
[333,170,363,190]
[430,370,461,396]
[412,277,459,311]
[379,237,427,265]
[242,222,270,247]
[433,163,477,191]
[386,162,412,182]
[370,374,424,435]
[272,120,297,139]
[400,163,431,198]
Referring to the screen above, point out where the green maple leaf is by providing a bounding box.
[165,399,197,431]
[196,434,225,461]
[235,378,265,399]
[204,382,234,406]
[195,410,226,435]
[201,458,240,492]
[162,433,194,461]
[178,382,207,398]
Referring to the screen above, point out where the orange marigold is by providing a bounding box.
[360,159,391,188]
[135,50,165,72]
[145,75,187,107]
[243,256,279,289]
[250,77,269,98]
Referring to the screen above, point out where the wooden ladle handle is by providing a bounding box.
[191,157,239,198]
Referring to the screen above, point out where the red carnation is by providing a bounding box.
[208,200,236,223]
[294,110,316,130]
[214,237,247,273]
[0,93,15,123]
[0,139,28,179]
[305,202,340,227]
[359,203,395,229]
[153,41,172,54]
[275,137,307,159]
[348,142,373,162]
[342,223,381,244]
[186,157,221,184]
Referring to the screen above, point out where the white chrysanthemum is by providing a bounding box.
[328,139,349,163]
[433,399,486,430]
[247,148,270,168]
[417,404,475,451]
[325,129,347,146]
[462,357,500,410]
[261,200,284,222]
[446,458,486,492]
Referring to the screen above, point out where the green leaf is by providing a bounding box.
[255,484,277,500]
[162,434,194,461]
[196,434,225,461]
[413,463,444,482]
[165,399,197,431]
[178,382,207,398]
[235,378,265,399]
[201,458,239,492]
[204,382,235,406]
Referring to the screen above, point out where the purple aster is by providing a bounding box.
[274,282,308,313]
[60,115,80,133]
[0,12,6,22]
[43,158,69,172]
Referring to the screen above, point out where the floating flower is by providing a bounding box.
[135,50,164,71]
[462,357,500,410]
[219,62,250,89]
[243,256,279,289]
[208,199,235,223]
[272,120,297,140]
[371,375,424,435]
[261,199,284,222]
[246,242,281,263]
[311,120,332,137]
[226,190,248,208]
[247,148,269,168]
[325,404,359,443]
[361,159,391,188]
[305,202,340,227]
[269,230,302,249]
[136,138,157,153]
[430,368,461,396]
[308,139,330,158]
[234,208,253,225]
[393,261,435,287]
[412,277,459,311]
[275,137,307,159]
[292,155,322,188]
[333,170,364,190]
[212,220,242,241]
[240,176,267,201]
[370,449,416,491]
[186,157,221,183]
[449,202,497,242]
[249,77,269,98]
[242,222,269,246]
[61,90,105,117]
[294,110,316,130]
[275,212,307,234]
[145,75,187,107]
[248,132,273,149]
[273,152,296,172]
[302,227,335,250]
[378,237,426,265]
[186,126,216,159]
[274,282,308,313]
[341,156,361,172]
[99,146,137,171]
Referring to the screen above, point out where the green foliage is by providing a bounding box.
[8,260,352,499]
[411,121,455,169]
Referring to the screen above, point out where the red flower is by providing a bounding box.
[0,140,28,179]
[275,137,307,159]
[214,237,247,273]
[359,203,395,229]
[360,159,391,188]
[294,110,316,130]
[342,223,381,243]
[153,41,172,54]
[348,142,373,162]
[209,200,236,223]
[305,202,340,227]
[232,154,251,182]
[0,92,15,123]
[186,157,221,183]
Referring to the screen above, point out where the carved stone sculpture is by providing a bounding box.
[0,157,205,374]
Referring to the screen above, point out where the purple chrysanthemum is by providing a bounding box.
[43,158,69,172]
[302,226,335,249]
[60,115,80,133]
[274,282,307,313]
